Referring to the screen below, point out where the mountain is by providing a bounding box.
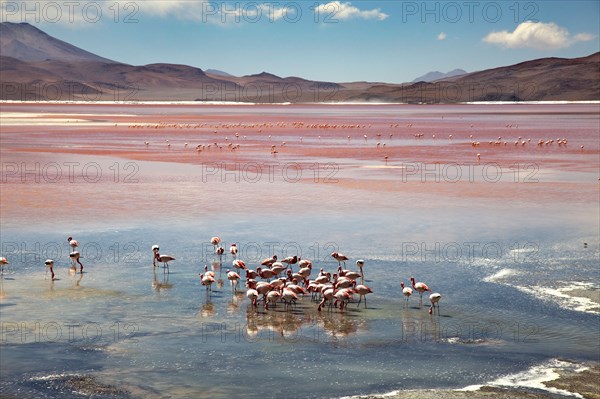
[412,69,467,83]
[205,69,235,77]
[0,22,114,63]
[1,23,598,102]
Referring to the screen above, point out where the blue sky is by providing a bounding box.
[2,0,599,83]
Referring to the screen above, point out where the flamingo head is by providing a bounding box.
[67,236,72,242]
[400,282,405,288]
[410,276,415,284]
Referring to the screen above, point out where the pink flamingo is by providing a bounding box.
[232,259,246,274]
[246,288,259,307]
[230,243,238,258]
[199,273,215,293]
[410,276,431,304]
[261,255,277,267]
[354,284,373,308]
[281,255,298,271]
[227,269,241,293]
[429,293,442,315]
[317,287,336,311]
[331,252,349,267]
[400,282,413,307]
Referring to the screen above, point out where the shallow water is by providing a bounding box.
[1,103,599,399]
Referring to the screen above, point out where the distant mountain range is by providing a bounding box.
[412,69,468,83]
[1,22,598,102]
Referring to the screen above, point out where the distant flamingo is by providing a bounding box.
[265,290,281,309]
[281,255,298,271]
[199,273,215,293]
[0,257,8,275]
[67,236,78,252]
[232,259,247,273]
[227,269,241,293]
[152,245,175,272]
[411,276,431,304]
[331,252,349,266]
[44,259,55,280]
[356,259,365,282]
[282,287,298,310]
[230,243,238,258]
[317,287,336,311]
[429,293,442,315]
[256,267,276,281]
[246,288,259,307]
[400,282,413,307]
[261,255,277,267]
[69,251,83,273]
[354,284,373,308]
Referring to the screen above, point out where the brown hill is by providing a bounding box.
[1,22,598,102]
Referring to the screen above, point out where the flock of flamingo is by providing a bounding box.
[152,236,443,315]
[0,235,444,314]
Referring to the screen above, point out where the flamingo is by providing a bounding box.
[199,273,215,293]
[317,287,335,311]
[429,293,442,315]
[245,269,258,280]
[356,259,365,282]
[232,259,247,273]
[256,267,276,281]
[270,262,286,276]
[67,236,78,252]
[281,255,298,271]
[261,255,277,267]
[44,259,55,280]
[400,282,413,306]
[410,276,431,304]
[333,288,353,310]
[215,247,225,257]
[227,269,241,293]
[246,288,259,307]
[282,287,298,310]
[265,290,281,309]
[210,237,221,247]
[230,243,238,258]
[0,257,8,275]
[152,246,175,273]
[69,251,83,273]
[298,259,312,269]
[354,284,373,308]
[331,252,349,266]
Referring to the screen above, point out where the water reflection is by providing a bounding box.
[152,267,173,292]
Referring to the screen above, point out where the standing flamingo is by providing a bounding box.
[69,251,83,273]
[152,246,175,273]
[246,288,259,307]
[410,276,431,305]
[199,273,215,294]
[356,259,365,283]
[354,284,373,308]
[281,255,298,271]
[67,236,78,252]
[429,293,442,315]
[400,282,413,307]
[230,243,238,258]
[232,259,247,274]
[44,259,55,280]
[227,269,241,293]
[331,252,349,267]
[260,255,277,267]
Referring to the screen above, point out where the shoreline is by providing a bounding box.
[343,361,600,399]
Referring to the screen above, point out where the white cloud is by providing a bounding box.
[483,21,595,50]
[437,32,447,41]
[314,1,388,21]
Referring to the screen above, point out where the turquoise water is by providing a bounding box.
[1,103,599,398]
